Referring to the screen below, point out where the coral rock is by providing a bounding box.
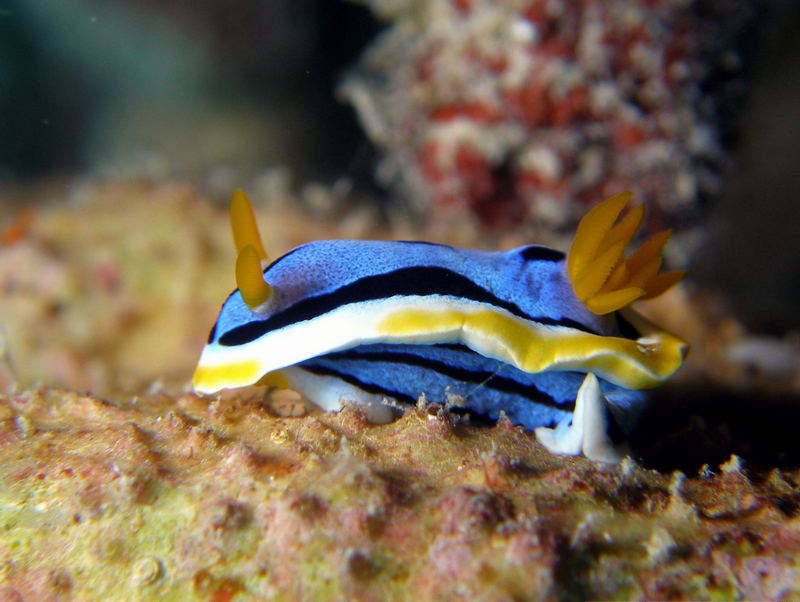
[1,388,799,599]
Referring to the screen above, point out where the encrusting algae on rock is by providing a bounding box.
[1,388,800,600]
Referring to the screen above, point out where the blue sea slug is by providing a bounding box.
[193,190,687,462]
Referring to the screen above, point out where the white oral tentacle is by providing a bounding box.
[535,373,628,463]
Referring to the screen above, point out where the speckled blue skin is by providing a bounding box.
[206,240,647,432]
[211,240,620,343]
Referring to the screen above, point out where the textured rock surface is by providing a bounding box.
[1,388,799,600]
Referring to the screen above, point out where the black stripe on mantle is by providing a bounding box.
[218,266,598,346]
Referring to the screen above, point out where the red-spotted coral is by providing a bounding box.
[343,0,748,228]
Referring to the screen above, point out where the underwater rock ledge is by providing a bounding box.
[1,387,798,600]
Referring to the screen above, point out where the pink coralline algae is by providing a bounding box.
[343,0,746,228]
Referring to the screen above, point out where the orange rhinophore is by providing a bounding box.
[567,192,685,315]
[229,190,272,310]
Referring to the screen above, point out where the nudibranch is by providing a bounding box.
[193,190,687,462]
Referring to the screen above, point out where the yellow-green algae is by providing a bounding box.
[0,388,799,600]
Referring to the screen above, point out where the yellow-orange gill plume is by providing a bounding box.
[567,191,685,315]
[230,189,273,310]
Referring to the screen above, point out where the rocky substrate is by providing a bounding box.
[1,388,798,600]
